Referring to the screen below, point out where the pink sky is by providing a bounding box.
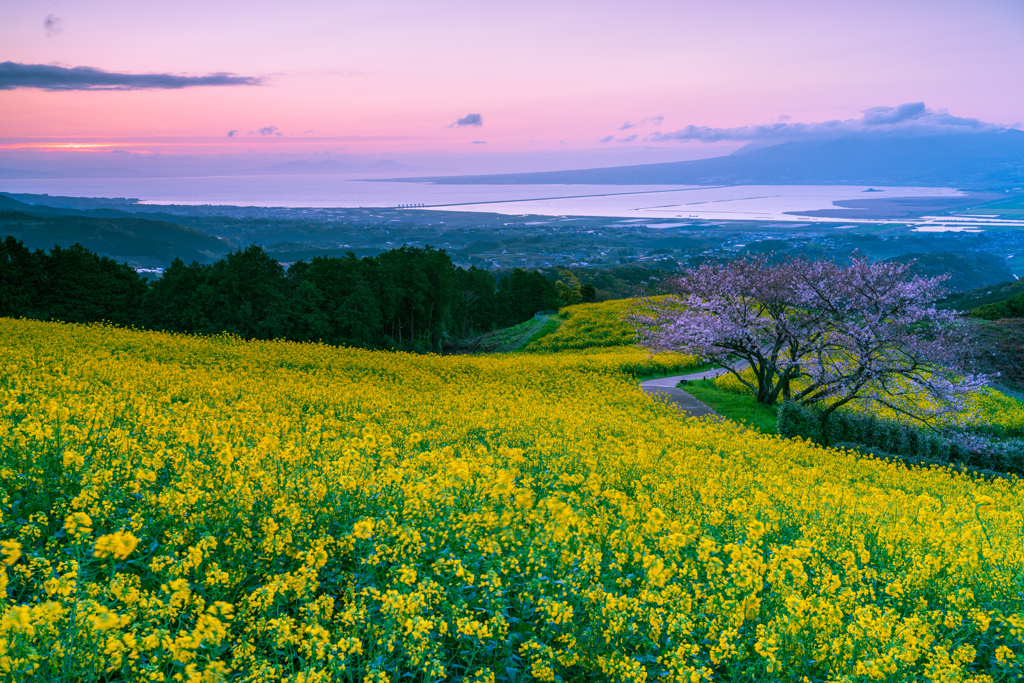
[2,0,1023,171]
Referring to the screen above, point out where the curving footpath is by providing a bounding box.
[640,366,732,417]
[498,314,550,353]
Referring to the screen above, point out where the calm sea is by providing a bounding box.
[0,175,985,225]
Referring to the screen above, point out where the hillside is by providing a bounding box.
[0,211,231,268]
[972,293,1024,320]
[523,299,643,351]
[0,194,33,211]
[887,251,1014,293]
[2,318,1022,680]
[939,278,1024,310]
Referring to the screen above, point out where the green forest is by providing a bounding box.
[0,237,568,351]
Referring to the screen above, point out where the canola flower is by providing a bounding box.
[0,318,1022,682]
[525,298,662,352]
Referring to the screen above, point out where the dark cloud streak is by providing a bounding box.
[620,115,663,130]
[0,62,262,91]
[647,103,1001,143]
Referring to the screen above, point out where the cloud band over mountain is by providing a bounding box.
[0,62,262,91]
[646,103,1006,143]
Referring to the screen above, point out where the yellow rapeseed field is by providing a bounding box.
[1,318,1023,683]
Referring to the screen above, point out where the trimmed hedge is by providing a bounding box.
[776,400,1024,477]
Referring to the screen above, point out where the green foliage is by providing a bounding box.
[939,277,1024,310]
[776,400,820,442]
[776,399,1024,477]
[498,268,560,322]
[971,292,1024,320]
[0,237,146,325]
[555,269,583,306]
[0,235,569,353]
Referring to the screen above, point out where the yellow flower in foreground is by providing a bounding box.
[64,512,93,537]
[0,541,21,566]
[93,531,139,560]
[974,493,996,514]
[353,519,375,539]
[88,606,120,631]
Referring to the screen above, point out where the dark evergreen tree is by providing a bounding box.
[1,234,563,351]
[288,254,382,346]
[143,258,211,332]
[453,266,500,336]
[0,236,43,318]
[39,243,146,326]
[499,269,560,324]
[193,245,290,339]
[377,246,455,350]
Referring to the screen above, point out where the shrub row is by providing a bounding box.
[777,400,1024,477]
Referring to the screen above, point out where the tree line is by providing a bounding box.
[0,237,563,351]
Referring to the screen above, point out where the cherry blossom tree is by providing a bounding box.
[633,254,987,428]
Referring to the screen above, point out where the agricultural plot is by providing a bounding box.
[0,318,1022,682]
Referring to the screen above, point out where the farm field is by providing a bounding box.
[1,318,1023,682]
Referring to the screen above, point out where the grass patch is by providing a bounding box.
[447,318,542,353]
[683,379,779,434]
[519,317,562,349]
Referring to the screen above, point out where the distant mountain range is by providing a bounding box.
[403,131,1024,187]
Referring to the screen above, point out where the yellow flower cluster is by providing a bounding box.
[0,318,1022,682]
[94,531,140,561]
[525,298,662,352]
[970,389,1024,434]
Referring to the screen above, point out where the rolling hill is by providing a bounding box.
[0,210,231,268]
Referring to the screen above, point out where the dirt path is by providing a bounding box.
[498,315,551,353]
[639,366,732,417]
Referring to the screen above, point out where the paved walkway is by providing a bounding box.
[640,366,732,417]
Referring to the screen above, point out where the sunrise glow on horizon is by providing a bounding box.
[2,0,1023,171]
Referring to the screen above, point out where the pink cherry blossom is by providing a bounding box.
[632,254,987,429]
